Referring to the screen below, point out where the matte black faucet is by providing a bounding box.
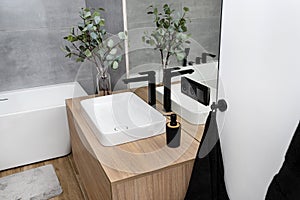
[182,48,190,67]
[163,68,194,112]
[198,52,216,64]
[123,71,156,108]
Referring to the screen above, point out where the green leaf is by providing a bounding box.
[106,54,115,61]
[99,19,105,26]
[181,25,187,32]
[109,48,117,55]
[84,11,91,18]
[183,7,189,12]
[83,24,93,32]
[78,25,84,31]
[65,46,71,52]
[76,57,84,62]
[79,45,85,51]
[149,39,155,46]
[94,16,101,24]
[84,49,92,57]
[177,33,188,40]
[92,11,100,18]
[111,61,119,69]
[97,49,105,57]
[90,32,98,40]
[115,55,122,62]
[158,28,165,35]
[107,39,114,48]
[118,32,126,40]
[66,35,77,42]
[65,53,71,58]
[100,29,107,36]
[176,52,185,61]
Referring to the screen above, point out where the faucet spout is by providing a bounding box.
[201,52,216,64]
[170,69,194,77]
[123,76,148,84]
[123,71,156,108]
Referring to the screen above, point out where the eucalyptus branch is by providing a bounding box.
[103,40,123,59]
[91,51,102,68]
[63,7,126,72]
[143,4,191,69]
[94,52,104,68]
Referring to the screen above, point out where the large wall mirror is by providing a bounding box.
[125,0,221,90]
[124,0,222,125]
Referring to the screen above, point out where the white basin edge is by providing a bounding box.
[80,92,166,146]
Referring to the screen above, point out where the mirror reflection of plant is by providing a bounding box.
[142,4,191,69]
[63,8,127,75]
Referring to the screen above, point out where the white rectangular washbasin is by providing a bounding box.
[80,92,166,146]
[156,83,216,125]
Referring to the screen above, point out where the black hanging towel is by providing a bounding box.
[184,109,229,200]
[265,121,300,200]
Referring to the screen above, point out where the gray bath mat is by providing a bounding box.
[0,164,62,200]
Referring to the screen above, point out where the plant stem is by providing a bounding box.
[165,52,171,68]
[160,49,165,69]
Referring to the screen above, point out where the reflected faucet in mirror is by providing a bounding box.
[123,71,156,108]
[183,49,216,66]
[163,68,194,112]
[196,52,216,64]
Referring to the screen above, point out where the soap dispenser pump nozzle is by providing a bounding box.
[170,114,177,126]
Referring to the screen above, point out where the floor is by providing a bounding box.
[0,154,87,200]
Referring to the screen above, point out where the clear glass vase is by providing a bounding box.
[96,71,111,96]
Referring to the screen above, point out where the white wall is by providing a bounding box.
[217,0,300,199]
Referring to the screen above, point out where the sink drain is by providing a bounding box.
[114,125,129,132]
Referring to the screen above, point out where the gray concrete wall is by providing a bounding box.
[0,0,221,93]
[126,0,222,71]
[0,0,90,92]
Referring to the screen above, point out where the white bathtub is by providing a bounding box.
[0,82,87,171]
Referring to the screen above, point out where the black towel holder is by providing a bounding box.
[211,99,227,112]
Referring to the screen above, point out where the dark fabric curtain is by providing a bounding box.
[185,111,229,200]
[265,121,300,200]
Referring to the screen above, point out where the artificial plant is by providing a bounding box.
[63,8,126,80]
[142,4,191,69]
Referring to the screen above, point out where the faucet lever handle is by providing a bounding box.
[138,70,156,76]
[138,70,156,84]
[202,52,216,58]
[164,67,181,73]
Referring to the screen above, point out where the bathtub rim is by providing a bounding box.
[0,82,87,117]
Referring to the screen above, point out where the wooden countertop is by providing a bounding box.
[66,87,205,184]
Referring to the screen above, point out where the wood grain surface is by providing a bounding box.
[66,87,204,200]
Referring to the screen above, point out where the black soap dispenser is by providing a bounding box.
[166,114,181,148]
